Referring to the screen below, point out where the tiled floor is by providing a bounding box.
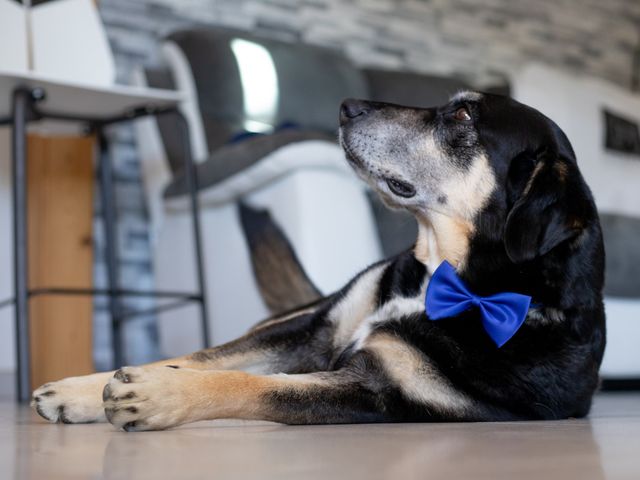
[1,393,639,479]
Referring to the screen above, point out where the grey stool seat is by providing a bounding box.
[165,129,334,199]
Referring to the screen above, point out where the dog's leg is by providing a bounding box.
[182,305,331,374]
[103,351,390,431]
[104,331,495,431]
[32,305,332,424]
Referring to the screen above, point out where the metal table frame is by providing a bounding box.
[0,86,210,402]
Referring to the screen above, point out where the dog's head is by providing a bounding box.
[339,92,598,270]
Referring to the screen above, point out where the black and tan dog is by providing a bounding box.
[32,92,605,431]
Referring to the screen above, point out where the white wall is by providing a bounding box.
[514,64,640,219]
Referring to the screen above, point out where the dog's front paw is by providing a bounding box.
[103,366,206,432]
[31,373,111,424]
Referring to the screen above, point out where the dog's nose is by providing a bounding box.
[340,99,370,125]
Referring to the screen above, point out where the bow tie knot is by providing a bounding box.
[469,296,482,307]
[425,261,532,347]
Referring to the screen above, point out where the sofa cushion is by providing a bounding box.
[600,213,640,298]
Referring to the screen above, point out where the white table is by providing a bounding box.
[0,71,210,402]
[0,69,186,119]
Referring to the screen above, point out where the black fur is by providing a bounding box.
[376,253,427,305]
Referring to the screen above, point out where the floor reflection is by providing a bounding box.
[98,419,607,480]
[9,398,637,480]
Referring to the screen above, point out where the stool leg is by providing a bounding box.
[97,131,124,368]
[176,112,210,348]
[12,89,31,402]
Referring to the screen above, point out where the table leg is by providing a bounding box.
[12,89,32,402]
[97,130,124,368]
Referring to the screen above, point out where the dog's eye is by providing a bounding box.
[386,178,416,198]
[453,107,471,122]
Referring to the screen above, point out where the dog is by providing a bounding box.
[31,92,605,431]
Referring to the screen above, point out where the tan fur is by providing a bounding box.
[103,366,329,429]
[30,355,219,423]
[31,371,114,423]
[188,349,275,374]
[554,161,568,181]
[413,153,495,271]
[414,214,474,271]
[249,304,319,332]
[413,221,433,265]
[523,160,545,196]
[440,153,496,222]
[365,333,471,413]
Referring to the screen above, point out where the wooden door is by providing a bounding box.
[27,134,95,390]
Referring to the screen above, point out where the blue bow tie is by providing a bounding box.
[425,261,531,347]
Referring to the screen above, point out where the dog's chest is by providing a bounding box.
[329,261,427,353]
[349,295,426,350]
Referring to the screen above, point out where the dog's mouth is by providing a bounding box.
[339,136,363,169]
[344,150,362,168]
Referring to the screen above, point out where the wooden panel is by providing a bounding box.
[27,134,95,390]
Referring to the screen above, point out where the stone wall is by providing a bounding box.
[101,0,640,89]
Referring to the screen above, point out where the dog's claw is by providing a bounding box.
[113,369,131,383]
[123,421,137,432]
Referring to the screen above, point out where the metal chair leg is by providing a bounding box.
[12,88,32,402]
[176,112,210,348]
[97,130,124,368]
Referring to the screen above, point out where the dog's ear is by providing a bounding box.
[504,148,582,264]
